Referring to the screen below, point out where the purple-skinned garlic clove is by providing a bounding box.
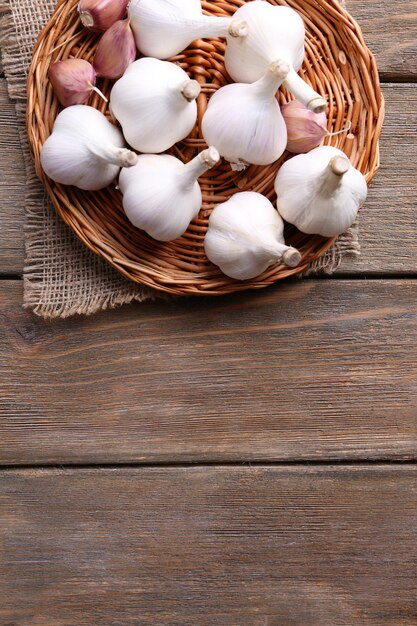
[93,19,136,80]
[78,0,128,31]
[49,58,107,108]
[281,99,328,154]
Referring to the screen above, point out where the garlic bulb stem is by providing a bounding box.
[317,156,350,195]
[330,155,351,175]
[228,19,249,38]
[174,15,248,41]
[181,79,201,102]
[91,145,138,168]
[180,147,220,189]
[282,247,303,268]
[253,60,290,99]
[264,243,302,268]
[284,68,326,114]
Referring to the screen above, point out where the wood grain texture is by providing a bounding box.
[339,83,417,274]
[0,79,25,274]
[348,0,417,80]
[0,82,415,275]
[1,280,416,465]
[1,465,417,625]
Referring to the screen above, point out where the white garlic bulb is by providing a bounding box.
[40,105,138,191]
[119,147,220,241]
[275,146,368,237]
[205,192,302,280]
[110,58,201,154]
[128,0,248,59]
[202,60,290,170]
[224,2,326,114]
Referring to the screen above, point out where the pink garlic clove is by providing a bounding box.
[78,0,128,31]
[49,58,107,108]
[93,19,136,80]
[281,99,328,154]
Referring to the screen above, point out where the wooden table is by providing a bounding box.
[1,2,416,623]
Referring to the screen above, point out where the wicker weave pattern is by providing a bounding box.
[27,0,384,295]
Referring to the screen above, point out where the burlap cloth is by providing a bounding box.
[0,0,359,319]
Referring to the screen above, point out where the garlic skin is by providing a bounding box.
[224,2,327,114]
[282,100,328,154]
[110,58,201,153]
[78,0,128,30]
[202,60,290,170]
[275,146,368,237]
[128,0,248,59]
[40,105,138,191]
[205,192,302,280]
[119,147,220,241]
[49,59,107,108]
[93,19,136,80]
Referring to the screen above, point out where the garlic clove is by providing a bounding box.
[78,0,128,31]
[49,58,108,108]
[204,192,302,280]
[93,19,136,80]
[275,146,368,237]
[282,99,328,154]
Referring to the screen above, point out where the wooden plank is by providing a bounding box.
[349,0,417,80]
[0,79,25,274]
[0,81,416,275]
[339,83,417,274]
[1,465,416,625]
[1,280,416,465]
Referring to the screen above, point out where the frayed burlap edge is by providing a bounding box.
[1,0,156,318]
[0,0,359,319]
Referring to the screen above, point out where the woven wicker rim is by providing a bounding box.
[27,0,385,296]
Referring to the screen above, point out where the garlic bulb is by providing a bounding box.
[224,2,327,114]
[128,0,248,59]
[202,60,290,170]
[119,147,220,241]
[275,146,368,237]
[205,192,302,280]
[93,19,136,80]
[40,105,138,191]
[110,58,201,153]
[49,59,107,108]
[78,0,128,30]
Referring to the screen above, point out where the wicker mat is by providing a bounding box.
[0,0,359,319]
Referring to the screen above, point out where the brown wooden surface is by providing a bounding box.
[1,465,417,626]
[348,0,417,80]
[1,280,416,465]
[1,80,416,275]
[1,1,417,623]
[0,80,25,274]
